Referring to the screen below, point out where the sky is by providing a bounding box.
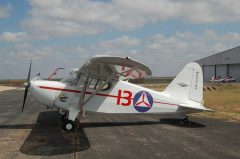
[0,0,240,79]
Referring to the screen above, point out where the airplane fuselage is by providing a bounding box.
[29,80,191,115]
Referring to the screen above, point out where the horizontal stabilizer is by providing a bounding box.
[178,104,214,112]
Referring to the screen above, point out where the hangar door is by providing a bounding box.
[216,65,227,77]
[203,65,215,82]
[229,64,240,82]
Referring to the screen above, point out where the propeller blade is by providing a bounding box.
[22,86,29,112]
[27,59,32,82]
[22,60,32,112]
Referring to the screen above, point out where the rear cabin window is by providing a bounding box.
[88,78,111,91]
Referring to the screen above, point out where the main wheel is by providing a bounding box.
[182,118,189,124]
[63,120,75,131]
[180,116,189,125]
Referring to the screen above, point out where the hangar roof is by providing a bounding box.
[196,46,240,65]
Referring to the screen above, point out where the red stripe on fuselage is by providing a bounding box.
[38,86,177,106]
[39,86,118,98]
[153,101,177,106]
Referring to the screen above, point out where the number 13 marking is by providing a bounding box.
[117,90,132,106]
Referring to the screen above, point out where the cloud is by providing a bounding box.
[96,36,140,50]
[0,3,11,18]
[1,43,54,64]
[21,0,240,38]
[1,32,240,79]
[0,32,29,42]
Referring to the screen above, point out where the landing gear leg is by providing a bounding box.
[61,112,67,122]
[59,109,67,122]
[180,115,189,125]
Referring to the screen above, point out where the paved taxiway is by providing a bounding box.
[0,89,240,159]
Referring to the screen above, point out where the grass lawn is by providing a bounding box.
[199,84,240,121]
[141,83,240,121]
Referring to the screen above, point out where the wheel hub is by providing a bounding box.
[66,123,72,130]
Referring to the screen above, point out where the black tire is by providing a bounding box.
[63,120,75,131]
[180,116,189,125]
[182,118,189,124]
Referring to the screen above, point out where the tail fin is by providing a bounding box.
[164,62,203,106]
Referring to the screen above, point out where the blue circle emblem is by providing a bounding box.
[133,91,153,112]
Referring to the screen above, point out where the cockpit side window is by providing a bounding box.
[61,72,112,91]
[87,78,111,91]
[88,78,99,89]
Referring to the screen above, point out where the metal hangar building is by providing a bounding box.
[196,46,240,82]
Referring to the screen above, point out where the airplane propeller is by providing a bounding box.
[22,60,32,112]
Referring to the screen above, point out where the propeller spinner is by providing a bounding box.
[22,60,32,112]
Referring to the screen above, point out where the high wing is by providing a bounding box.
[79,55,152,80]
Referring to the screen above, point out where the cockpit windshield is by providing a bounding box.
[60,71,78,85]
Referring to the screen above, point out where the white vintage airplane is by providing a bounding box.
[22,56,211,131]
[210,76,236,83]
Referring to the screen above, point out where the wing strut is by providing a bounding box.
[76,67,116,127]
[78,69,90,116]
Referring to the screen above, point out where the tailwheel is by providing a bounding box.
[180,116,189,125]
[63,120,75,131]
